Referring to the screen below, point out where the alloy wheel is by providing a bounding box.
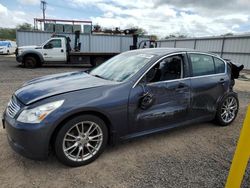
[220,96,238,123]
[63,121,103,162]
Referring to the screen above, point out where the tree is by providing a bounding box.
[93,24,102,32]
[16,23,32,31]
[164,33,188,39]
[221,33,233,36]
[150,35,158,40]
[0,28,16,40]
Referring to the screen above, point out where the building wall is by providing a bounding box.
[16,30,149,54]
[158,35,250,69]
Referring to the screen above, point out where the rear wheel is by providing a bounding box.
[23,56,38,68]
[215,93,239,126]
[54,115,108,167]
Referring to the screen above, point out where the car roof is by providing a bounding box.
[124,48,218,57]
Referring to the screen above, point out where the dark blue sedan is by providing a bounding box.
[2,48,243,166]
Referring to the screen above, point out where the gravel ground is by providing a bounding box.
[0,55,250,188]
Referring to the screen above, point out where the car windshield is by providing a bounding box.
[0,41,10,47]
[90,53,155,82]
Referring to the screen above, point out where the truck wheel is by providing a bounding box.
[54,115,108,167]
[215,93,239,126]
[24,56,37,68]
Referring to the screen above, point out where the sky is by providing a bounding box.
[0,0,250,37]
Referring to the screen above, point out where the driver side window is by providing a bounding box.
[146,55,184,83]
[45,39,62,48]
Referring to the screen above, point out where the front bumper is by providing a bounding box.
[0,49,7,54]
[2,112,51,160]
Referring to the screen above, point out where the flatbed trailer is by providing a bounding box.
[68,52,119,66]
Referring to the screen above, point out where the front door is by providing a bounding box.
[43,39,66,62]
[128,53,191,134]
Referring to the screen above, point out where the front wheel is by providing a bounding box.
[215,93,239,126]
[54,115,108,167]
[23,56,38,68]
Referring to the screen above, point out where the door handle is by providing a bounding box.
[61,49,64,52]
[44,53,47,56]
[175,83,186,92]
[219,78,225,84]
[177,83,185,88]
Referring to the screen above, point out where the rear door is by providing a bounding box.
[128,53,191,133]
[43,39,67,62]
[188,53,228,118]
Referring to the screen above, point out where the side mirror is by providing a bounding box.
[138,83,155,110]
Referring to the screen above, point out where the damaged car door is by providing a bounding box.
[128,53,191,134]
[188,53,229,118]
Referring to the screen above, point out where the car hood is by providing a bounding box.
[15,71,116,105]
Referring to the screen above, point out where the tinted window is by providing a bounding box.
[190,54,215,76]
[47,39,62,48]
[214,57,225,73]
[146,55,183,83]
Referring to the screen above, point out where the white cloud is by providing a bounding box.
[69,0,249,37]
[18,0,40,5]
[0,3,39,28]
[0,3,8,16]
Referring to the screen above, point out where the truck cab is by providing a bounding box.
[16,37,68,68]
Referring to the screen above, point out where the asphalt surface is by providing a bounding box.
[0,55,250,188]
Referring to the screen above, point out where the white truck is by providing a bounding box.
[16,36,118,68]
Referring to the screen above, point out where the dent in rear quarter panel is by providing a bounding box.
[189,74,229,118]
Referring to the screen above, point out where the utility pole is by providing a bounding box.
[40,0,47,21]
[40,0,47,30]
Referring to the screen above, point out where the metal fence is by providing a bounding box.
[157,35,250,69]
[16,30,149,53]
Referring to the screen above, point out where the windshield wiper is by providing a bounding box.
[92,74,106,79]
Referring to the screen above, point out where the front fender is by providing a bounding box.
[48,107,118,146]
[20,50,44,63]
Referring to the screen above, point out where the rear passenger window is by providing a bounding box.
[214,57,225,73]
[190,54,215,76]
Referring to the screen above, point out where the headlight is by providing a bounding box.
[17,100,64,123]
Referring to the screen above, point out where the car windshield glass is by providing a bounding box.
[90,53,155,82]
[0,41,10,47]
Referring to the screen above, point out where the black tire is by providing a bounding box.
[54,115,108,167]
[215,93,239,126]
[23,56,38,68]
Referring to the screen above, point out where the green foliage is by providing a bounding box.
[17,23,32,31]
[0,23,33,40]
[221,33,234,36]
[164,34,188,39]
[0,28,16,40]
[150,35,158,40]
